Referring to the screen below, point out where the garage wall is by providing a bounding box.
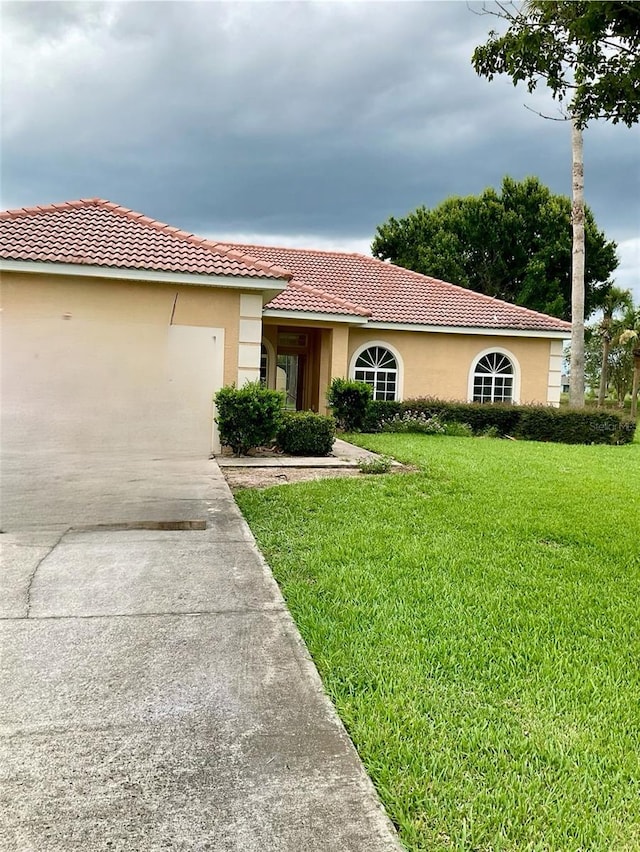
[1,272,241,457]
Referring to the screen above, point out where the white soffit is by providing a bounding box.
[366,321,570,339]
[262,308,369,325]
[262,310,569,338]
[0,259,288,293]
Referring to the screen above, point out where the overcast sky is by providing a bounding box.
[2,0,639,302]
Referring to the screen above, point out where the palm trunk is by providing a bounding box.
[597,332,610,407]
[569,118,585,408]
[631,348,640,420]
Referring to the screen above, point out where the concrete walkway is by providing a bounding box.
[217,437,396,468]
[0,452,403,851]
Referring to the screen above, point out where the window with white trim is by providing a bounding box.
[259,344,268,386]
[354,346,398,401]
[472,352,514,403]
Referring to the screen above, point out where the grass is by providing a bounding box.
[235,435,640,851]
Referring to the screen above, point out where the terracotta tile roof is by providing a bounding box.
[228,243,572,333]
[0,199,291,281]
[275,279,371,317]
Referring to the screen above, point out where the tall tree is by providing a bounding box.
[472,2,640,130]
[371,176,617,320]
[472,1,640,407]
[570,120,586,407]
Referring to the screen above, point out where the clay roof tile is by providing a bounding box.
[0,199,291,282]
[228,242,571,333]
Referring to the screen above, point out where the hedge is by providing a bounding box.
[362,399,402,432]
[516,408,634,445]
[276,411,336,456]
[364,397,635,445]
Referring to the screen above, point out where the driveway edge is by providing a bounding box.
[222,472,405,851]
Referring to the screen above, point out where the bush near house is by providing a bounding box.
[327,378,372,431]
[381,412,446,435]
[276,411,336,456]
[361,399,402,432]
[364,398,635,445]
[214,382,284,455]
[516,407,635,444]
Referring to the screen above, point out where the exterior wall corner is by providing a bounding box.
[237,292,263,386]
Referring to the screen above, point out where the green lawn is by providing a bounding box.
[235,436,640,851]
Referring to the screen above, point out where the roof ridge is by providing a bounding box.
[228,240,367,259]
[206,241,293,281]
[94,201,293,281]
[286,279,371,317]
[0,199,292,281]
[0,198,105,219]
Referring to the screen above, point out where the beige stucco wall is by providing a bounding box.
[347,328,558,404]
[1,271,248,456]
[255,316,562,409]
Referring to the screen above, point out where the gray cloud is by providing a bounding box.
[2,1,638,295]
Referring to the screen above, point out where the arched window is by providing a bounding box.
[353,345,398,401]
[472,351,515,403]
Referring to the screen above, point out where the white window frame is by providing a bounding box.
[468,346,521,404]
[349,340,404,401]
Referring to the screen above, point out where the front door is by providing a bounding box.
[276,353,305,410]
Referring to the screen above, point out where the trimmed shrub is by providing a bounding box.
[214,382,284,455]
[327,378,372,431]
[516,408,635,445]
[361,396,636,445]
[362,399,402,432]
[276,411,336,456]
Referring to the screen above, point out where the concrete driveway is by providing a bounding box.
[0,450,403,851]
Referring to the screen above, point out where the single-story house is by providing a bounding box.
[0,198,571,456]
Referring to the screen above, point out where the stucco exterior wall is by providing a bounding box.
[347,328,558,405]
[145,278,240,386]
[0,272,245,456]
[254,316,563,410]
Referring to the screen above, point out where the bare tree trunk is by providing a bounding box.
[570,118,586,408]
[597,332,610,407]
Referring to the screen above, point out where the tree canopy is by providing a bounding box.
[371,177,618,320]
[472,1,640,128]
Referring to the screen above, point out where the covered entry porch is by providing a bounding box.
[261,319,352,414]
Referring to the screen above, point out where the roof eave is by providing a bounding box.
[0,259,288,293]
[366,321,570,339]
[262,307,370,325]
